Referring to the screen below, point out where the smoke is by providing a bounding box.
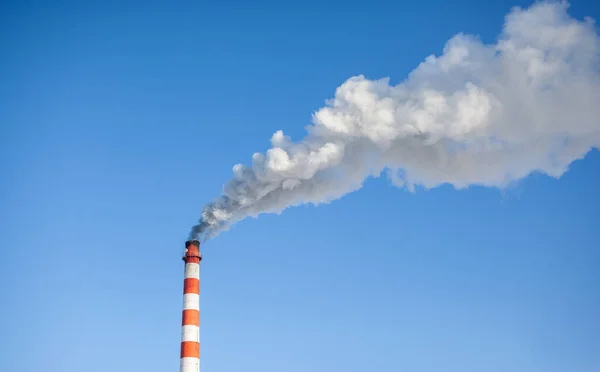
[190,1,600,240]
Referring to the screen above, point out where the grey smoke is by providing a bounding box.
[190,1,600,240]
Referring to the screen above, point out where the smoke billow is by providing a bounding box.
[190,1,600,240]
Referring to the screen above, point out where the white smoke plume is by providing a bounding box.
[190,1,600,240]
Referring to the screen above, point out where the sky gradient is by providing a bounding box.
[1,1,599,371]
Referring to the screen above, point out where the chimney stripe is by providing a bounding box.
[182,309,200,326]
[180,341,200,358]
[183,278,200,294]
[180,358,200,371]
[183,293,200,310]
[184,263,200,278]
[182,325,200,342]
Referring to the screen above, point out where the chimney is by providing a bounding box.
[180,240,202,372]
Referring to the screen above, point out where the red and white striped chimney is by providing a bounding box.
[180,240,202,372]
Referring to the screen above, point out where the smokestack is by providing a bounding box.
[180,239,202,372]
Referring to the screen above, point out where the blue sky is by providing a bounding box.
[1,1,599,371]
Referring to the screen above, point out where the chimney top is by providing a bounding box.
[185,239,200,248]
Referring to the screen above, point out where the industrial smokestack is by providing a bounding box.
[180,240,202,372]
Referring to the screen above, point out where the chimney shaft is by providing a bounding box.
[180,240,202,372]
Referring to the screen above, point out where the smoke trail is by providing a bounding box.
[190,1,600,240]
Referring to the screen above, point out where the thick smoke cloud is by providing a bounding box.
[190,1,600,240]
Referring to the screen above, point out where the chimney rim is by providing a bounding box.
[185,239,201,248]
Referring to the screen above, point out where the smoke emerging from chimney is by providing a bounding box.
[190,1,600,240]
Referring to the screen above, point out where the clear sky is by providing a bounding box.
[1,1,599,372]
